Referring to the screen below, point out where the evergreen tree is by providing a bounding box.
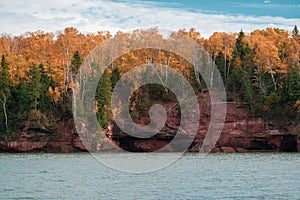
[26,63,42,112]
[111,66,121,90]
[38,64,51,112]
[288,68,300,102]
[96,69,112,128]
[233,30,247,61]
[71,50,82,74]
[228,30,253,101]
[70,51,84,100]
[292,25,300,40]
[215,52,226,81]
[15,79,28,119]
[228,31,246,95]
[0,55,11,131]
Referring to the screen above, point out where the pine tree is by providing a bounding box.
[229,30,254,100]
[234,30,247,61]
[95,69,112,128]
[111,66,121,90]
[71,50,82,74]
[288,68,300,102]
[15,79,28,119]
[0,55,11,132]
[292,25,300,39]
[38,64,51,112]
[26,63,42,111]
[70,51,85,100]
[228,31,247,95]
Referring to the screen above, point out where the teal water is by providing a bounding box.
[0,153,300,199]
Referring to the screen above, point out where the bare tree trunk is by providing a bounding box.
[63,41,70,93]
[81,74,87,102]
[70,75,77,120]
[257,58,265,94]
[0,94,8,131]
[158,49,162,72]
[210,56,215,88]
[166,56,171,82]
[226,60,231,87]
[224,46,227,80]
[154,67,168,93]
[267,58,277,91]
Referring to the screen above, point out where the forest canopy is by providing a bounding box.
[0,26,299,137]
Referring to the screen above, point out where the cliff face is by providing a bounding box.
[112,91,299,153]
[0,91,299,153]
[0,118,83,153]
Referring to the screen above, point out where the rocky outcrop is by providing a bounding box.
[0,118,78,153]
[0,91,299,153]
[111,91,299,153]
[0,133,49,152]
[0,118,120,153]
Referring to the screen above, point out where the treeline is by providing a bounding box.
[0,26,299,137]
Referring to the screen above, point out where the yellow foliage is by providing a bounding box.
[47,87,61,103]
[294,100,300,113]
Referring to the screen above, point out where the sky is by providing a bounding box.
[0,0,299,38]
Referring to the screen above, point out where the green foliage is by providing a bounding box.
[265,92,281,108]
[0,28,299,136]
[14,79,28,119]
[223,29,300,120]
[71,50,82,74]
[241,72,254,103]
[111,66,121,90]
[4,128,19,140]
[38,64,52,112]
[0,55,12,131]
[287,68,300,102]
[24,110,50,131]
[0,55,11,96]
[96,69,112,128]
[226,92,235,102]
[129,87,151,121]
[22,63,52,113]
[26,63,42,111]
[57,92,72,118]
[0,61,56,133]
[233,30,248,61]
[215,52,226,81]
[292,25,300,40]
[228,66,244,95]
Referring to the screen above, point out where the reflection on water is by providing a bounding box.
[0,153,300,199]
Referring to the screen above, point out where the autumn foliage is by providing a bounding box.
[0,26,299,135]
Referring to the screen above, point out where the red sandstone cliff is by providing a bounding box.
[0,91,299,153]
[112,91,299,153]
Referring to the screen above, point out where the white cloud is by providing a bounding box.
[0,0,299,38]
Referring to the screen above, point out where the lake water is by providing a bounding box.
[0,153,300,199]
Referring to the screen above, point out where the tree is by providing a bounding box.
[0,26,300,134]
[111,66,120,90]
[292,25,300,40]
[38,64,51,112]
[26,63,42,111]
[71,50,82,73]
[251,32,281,91]
[233,30,248,61]
[15,79,28,119]
[0,55,11,131]
[228,31,249,95]
[95,69,112,128]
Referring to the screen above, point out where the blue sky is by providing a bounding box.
[144,0,300,18]
[0,0,299,37]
